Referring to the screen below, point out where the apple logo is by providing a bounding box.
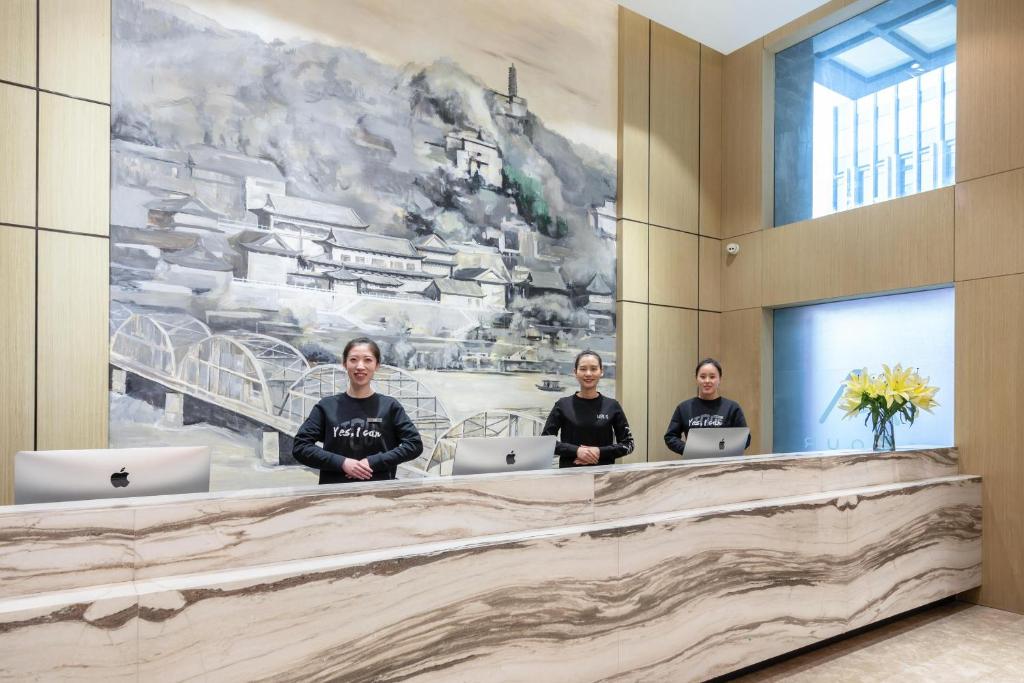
[110,467,130,488]
[506,450,516,465]
[718,438,725,451]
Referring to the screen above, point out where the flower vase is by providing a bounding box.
[872,419,895,451]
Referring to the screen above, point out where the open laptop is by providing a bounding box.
[681,428,750,460]
[452,436,557,475]
[14,446,211,505]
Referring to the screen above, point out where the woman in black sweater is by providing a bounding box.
[542,350,634,468]
[664,357,749,455]
[292,337,423,484]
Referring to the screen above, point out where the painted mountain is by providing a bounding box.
[109,0,618,487]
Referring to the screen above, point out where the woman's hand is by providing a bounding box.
[342,457,374,480]
[574,445,601,466]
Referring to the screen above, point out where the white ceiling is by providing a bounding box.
[616,0,835,54]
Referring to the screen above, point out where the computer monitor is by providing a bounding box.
[14,446,211,505]
[681,428,750,460]
[451,436,557,475]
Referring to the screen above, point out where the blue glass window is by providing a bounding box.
[773,288,954,453]
[774,0,957,226]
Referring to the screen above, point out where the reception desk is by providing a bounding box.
[0,447,980,681]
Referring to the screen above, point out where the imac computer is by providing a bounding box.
[451,436,557,475]
[14,446,211,504]
[681,428,750,460]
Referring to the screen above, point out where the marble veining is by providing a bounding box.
[0,474,980,682]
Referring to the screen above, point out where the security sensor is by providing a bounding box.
[725,242,740,255]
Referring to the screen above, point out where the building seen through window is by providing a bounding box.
[775,0,957,226]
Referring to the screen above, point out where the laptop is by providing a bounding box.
[14,446,211,505]
[681,428,750,460]
[451,436,557,475]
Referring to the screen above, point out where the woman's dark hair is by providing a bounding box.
[695,357,723,377]
[343,337,381,364]
[574,350,603,370]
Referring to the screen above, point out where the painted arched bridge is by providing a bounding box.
[109,312,453,454]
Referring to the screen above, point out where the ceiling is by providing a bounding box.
[616,0,836,54]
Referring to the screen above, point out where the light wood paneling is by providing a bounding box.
[0,84,36,227]
[721,231,762,311]
[699,236,721,311]
[649,226,698,309]
[761,188,954,307]
[0,0,36,87]
[39,0,111,103]
[38,93,110,236]
[37,231,109,451]
[722,39,766,238]
[698,311,720,361]
[956,168,1024,281]
[957,0,1024,183]
[649,22,699,232]
[720,307,771,454]
[0,226,36,506]
[956,275,1024,613]
[699,45,723,238]
[616,302,648,464]
[617,219,648,303]
[617,7,649,224]
[647,306,698,462]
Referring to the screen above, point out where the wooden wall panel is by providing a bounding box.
[0,0,36,87]
[647,306,698,462]
[722,40,766,238]
[617,7,650,224]
[720,308,771,454]
[699,45,723,238]
[955,162,1024,282]
[761,188,954,307]
[0,226,36,506]
[39,0,111,103]
[698,311,721,362]
[956,275,1024,613]
[37,231,109,451]
[617,219,648,303]
[649,23,699,232]
[957,0,1024,183]
[721,231,762,311]
[648,226,698,309]
[698,236,721,311]
[616,302,649,464]
[38,93,110,235]
[0,84,36,227]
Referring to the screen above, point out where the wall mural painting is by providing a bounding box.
[110,0,619,488]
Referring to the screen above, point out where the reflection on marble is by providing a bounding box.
[0,475,979,682]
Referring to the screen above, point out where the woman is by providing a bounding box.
[664,357,749,455]
[293,337,423,483]
[542,350,634,467]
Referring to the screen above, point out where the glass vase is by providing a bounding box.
[872,419,895,452]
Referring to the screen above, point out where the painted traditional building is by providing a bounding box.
[414,234,459,277]
[146,196,223,235]
[453,267,510,308]
[253,194,368,254]
[588,199,617,241]
[186,145,286,219]
[584,273,615,333]
[427,278,486,308]
[492,63,529,129]
[444,129,503,188]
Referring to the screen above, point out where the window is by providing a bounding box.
[774,0,957,226]
[772,287,954,453]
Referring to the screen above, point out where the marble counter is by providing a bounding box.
[0,447,979,682]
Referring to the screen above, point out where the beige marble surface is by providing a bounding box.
[735,601,1024,682]
[0,447,958,598]
[0,474,981,682]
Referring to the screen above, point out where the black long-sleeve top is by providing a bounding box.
[664,396,749,455]
[292,393,423,484]
[542,393,634,468]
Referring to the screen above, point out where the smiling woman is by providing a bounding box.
[292,337,424,484]
[663,358,750,455]
[542,350,635,467]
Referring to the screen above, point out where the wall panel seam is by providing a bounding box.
[37,88,111,108]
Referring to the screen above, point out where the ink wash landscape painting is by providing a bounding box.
[109,0,619,487]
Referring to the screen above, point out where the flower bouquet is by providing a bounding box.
[838,364,940,451]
